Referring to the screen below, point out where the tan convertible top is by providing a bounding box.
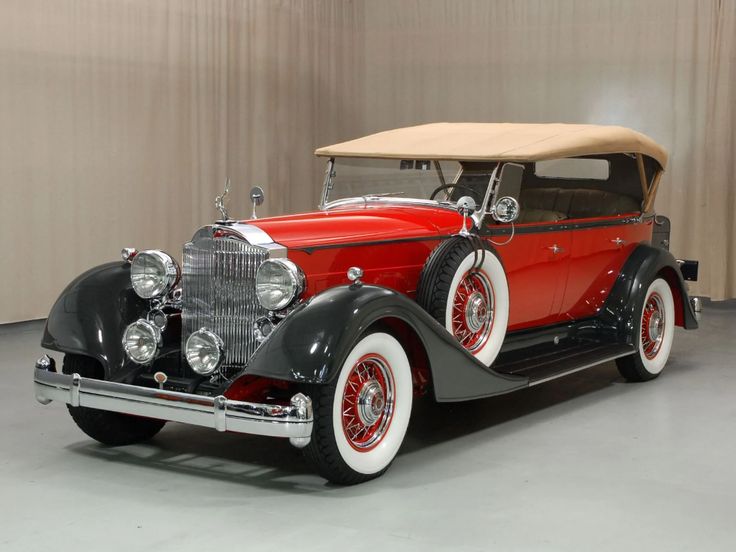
[315,122,668,169]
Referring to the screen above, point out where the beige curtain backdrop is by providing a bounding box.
[357,0,735,302]
[0,0,364,323]
[0,0,733,323]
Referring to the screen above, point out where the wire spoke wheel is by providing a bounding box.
[641,292,665,360]
[341,354,395,451]
[417,238,509,367]
[451,270,494,353]
[616,277,676,382]
[305,332,412,484]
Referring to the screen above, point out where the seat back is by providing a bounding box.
[520,187,640,222]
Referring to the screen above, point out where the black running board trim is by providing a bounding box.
[528,349,634,386]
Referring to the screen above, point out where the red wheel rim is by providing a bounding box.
[641,292,665,360]
[451,270,494,353]
[341,354,395,451]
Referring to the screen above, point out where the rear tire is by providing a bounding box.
[303,332,413,485]
[63,355,166,446]
[616,277,675,382]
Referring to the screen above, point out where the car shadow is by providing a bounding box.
[63,361,657,492]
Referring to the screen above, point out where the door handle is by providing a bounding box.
[547,244,564,255]
[611,237,626,247]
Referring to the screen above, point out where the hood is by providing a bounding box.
[246,204,463,249]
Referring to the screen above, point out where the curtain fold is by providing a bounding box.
[0,0,733,323]
[0,0,363,323]
[358,0,735,300]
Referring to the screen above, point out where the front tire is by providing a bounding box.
[63,355,166,446]
[616,277,676,382]
[304,332,413,485]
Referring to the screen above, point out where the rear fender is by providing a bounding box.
[244,284,526,402]
[600,244,698,345]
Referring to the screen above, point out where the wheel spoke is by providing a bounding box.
[341,354,395,451]
[451,270,495,354]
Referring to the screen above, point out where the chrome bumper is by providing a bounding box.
[33,356,313,447]
[690,296,702,322]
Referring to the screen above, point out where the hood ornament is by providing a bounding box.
[215,178,231,222]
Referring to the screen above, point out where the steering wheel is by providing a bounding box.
[429,183,479,204]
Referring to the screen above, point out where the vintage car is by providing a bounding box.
[34,123,700,484]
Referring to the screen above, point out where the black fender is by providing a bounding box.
[245,284,526,402]
[41,262,149,380]
[601,244,699,345]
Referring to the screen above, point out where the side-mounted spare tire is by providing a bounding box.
[417,236,509,367]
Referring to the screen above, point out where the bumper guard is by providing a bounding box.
[34,356,313,447]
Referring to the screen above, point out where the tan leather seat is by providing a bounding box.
[520,187,640,221]
[517,208,567,223]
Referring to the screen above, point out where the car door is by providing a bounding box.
[485,223,572,332]
[561,216,654,320]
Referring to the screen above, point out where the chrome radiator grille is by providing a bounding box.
[182,237,268,369]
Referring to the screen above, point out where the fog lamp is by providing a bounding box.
[185,329,224,376]
[122,319,161,364]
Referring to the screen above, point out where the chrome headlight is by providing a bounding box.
[122,319,161,364]
[130,250,180,299]
[185,329,224,375]
[255,259,305,311]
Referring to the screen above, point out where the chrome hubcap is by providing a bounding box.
[357,380,385,427]
[648,311,663,341]
[465,291,489,333]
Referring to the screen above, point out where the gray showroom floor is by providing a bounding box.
[1,302,735,551]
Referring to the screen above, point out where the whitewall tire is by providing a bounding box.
[417,238,509,367]
[616,277,676,381]
[443,250,509,366]
[304,332,413,484]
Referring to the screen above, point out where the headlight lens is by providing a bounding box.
[122,319,161,364]
[130,250,180,299]
[255,259,305,311]
[185,329,224,375]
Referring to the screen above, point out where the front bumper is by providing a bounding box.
[34,356,313,447]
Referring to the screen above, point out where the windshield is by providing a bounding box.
[322,158,463,206]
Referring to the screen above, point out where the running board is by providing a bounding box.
[493,342,635,386]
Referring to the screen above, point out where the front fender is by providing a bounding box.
[41,262,149,380]
[601,244,699,344]
[245,284,526,402]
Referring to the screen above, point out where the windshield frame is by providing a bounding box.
[318,157,496,213]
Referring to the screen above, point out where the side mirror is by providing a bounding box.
[491,163,524,223]
[250,186,265,219]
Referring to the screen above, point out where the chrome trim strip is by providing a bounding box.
[323,196,461,213]
[223,222,278,247]
[482,214,644,236]
[34,365,313,439]
[528,351,633,386]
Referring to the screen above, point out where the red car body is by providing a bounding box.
[251,206,654,331]
[34,123,701,484]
